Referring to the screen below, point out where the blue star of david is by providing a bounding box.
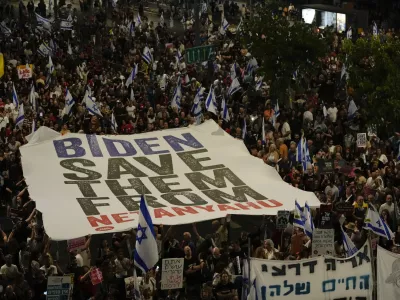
[136,224,148,245]
[92,105,98,112]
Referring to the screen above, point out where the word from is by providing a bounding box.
[322,275,370,292]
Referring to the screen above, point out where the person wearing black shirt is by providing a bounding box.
[214,270,238,300]
[183,246,203,300]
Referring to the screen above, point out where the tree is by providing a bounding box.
[242,1,331,104]
[342,37,400,129]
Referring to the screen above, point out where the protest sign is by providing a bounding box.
[356,133,367,148]
[251,241,372,300]
[311,229,334,257]
[315,159,334,175]
[17,64,33,79]
[47,276,72,299]
[20,121,320,240]
[161,258,184,290]
[90,268,103,285]
[377,246,400,299]
[319,204,332,229]
[67,237,86,252]
[276,211,290,229]
[334,201,354,215]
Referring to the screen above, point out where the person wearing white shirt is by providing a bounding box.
[327,103,338,123]
[4,100,15,112]
[281,116,291,141]
[126,102,136,118]
[0,113,9,131]
[40,254,58,278]
[0,255,19,280]
[114,251,131,278]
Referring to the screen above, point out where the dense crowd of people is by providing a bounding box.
[0,0,399,299]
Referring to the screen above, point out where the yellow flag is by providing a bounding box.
[0,53,4,78]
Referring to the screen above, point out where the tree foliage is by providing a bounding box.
[342,37,400,127]
[242,1,331,103]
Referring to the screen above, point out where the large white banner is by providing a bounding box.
[20,121,319,240]
[377,246,400,299]
[251,242,372,300]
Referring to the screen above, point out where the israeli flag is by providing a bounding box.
[111,113,118,132]
[29,85,36,111]
[261,117,266,145]
[205,87,218,115]
[12,83,19,108]
[255,76,263,91]
[297,136,309,170]
[31,120,36,134]
[294,200,305,229]
[137,14,142,25]
[177,50,183,61]
[304,202,314,238]
[348,99,358,118]
[221,97,229,121]
[364,206,395,240]
[35,13,51,25]
[129,21,135,37]
[0,21,11,36]
[346,27,352,39]
[373,22,378,36]
[48,55,54,74]
[246,58,258,75]
[191,87,205,120]
[49,39,57,53]
[44,73,51,90]
[142,46,153,64]
[219,18,229,35]
[37,43,51,57]
[171,79,182,110]
[16,104,24,129]
[84,91,102,117]
[63,88,75,116]
[60,20,73,30]
[341,227,358,257]
[242,120,247,139]
[125,64,138,87]
[272,101,280,126]
[228,78,241,96]
[230,62,237,79]
[134,195,159,273]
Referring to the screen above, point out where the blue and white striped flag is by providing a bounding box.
[304,202,314,238]
[294,200,305,229]
[348,99,358,118]
[176,50,183,61]
[346,27,352,39]
[12,83,19,108]
[129,21,135,37]
[221,97,229,122]
[38,43,51,57]
[134,195,159,273]
[191,87,205,118]
[364,206,395,240]
[137,14,142,25]
[63,88,75,117]
[142,46,153,64]
[222,17,229,31]
[242,119,247,140]
[48,55,54,74]
[0,21,11,36]
[246,58,258,75]
[171,79,182,110]
[35,13,50,25]
[125,64,138,87]
[84,91,102,117]
[111,113,118,132]
[29,84,36,111]
[31,120,36,134]
[60,20,73,30]
[228,78,241,96]
[205,86,218,115]
[272,101,280,127]
[255,76,263,91]
[296,135,310,171]
[341,227,358,257]
[16,104,24,129]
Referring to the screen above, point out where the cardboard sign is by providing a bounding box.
[356,133,367,148]
[276,210,290,229]
[315,159,334,175]
[47,276,72,299]
[312,228,335,257]
[90,268,103,285]
[17,64,33,79]
[67,237,86,252]
[161,258,184,290]
[335,201,354,214]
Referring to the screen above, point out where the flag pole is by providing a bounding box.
[367,232,377,298]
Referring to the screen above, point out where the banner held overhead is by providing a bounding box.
[20,121,320,240]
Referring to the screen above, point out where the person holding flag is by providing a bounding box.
[125,64,138,88]
[84,91,102,117]
[16,104,24,129]
[205,86,218,115]
[142,46,153,65]
[221,96,230,122]
[364,205,395,240]
[12,83,19,108]
[62,88,75,117]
